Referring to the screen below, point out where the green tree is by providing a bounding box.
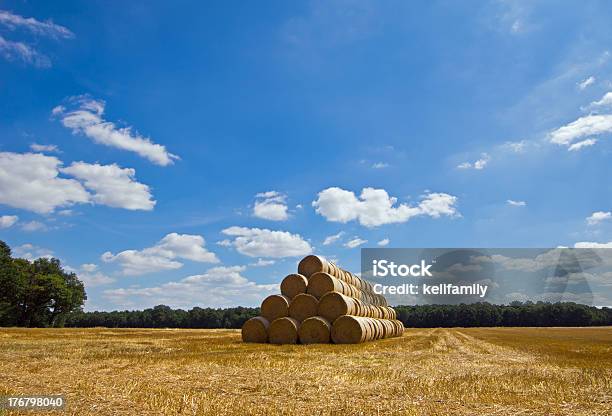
[0,241,86,327]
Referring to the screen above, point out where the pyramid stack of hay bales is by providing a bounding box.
[242,255,404,344]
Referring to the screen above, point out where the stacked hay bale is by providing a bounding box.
[242,255,404,344]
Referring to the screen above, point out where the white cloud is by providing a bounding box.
[72,263,114,287]
[586,211,612,226]
[253,191,288,221]
[21,220,47,232]
[29,143,60,153]
[103,266,277,309]
[371,162,389,169]
[323,231,344,246]
[221,226,312,258]
[0,11,73,68]
[102,233,219,276]
[250,258,276,267]
[577,76,595,90]
[61,162,155,211]
[568,138,597,151]
[377,238,390,247]
[345,237,367,249]
[0,10,74,39]
[0,215,18,228]
[549,114,612,147]
[457,153,490,170]
[574,241,612,248]
[13,243,53,260]
[216,239,232,247]
[0,35,50,67]
[0,152,89,214]
[589,91,612,108]
[313,187,459,227]
[54,96,178,166]
[507,199,526,207]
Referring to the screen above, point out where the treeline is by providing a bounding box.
[0,241,86,327]
[395,302,612,328]
[64,302,612,329]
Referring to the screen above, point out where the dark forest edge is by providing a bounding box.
[62,302,612,329]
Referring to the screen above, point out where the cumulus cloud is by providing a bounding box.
[568,138,597,151]
[0,215,18,228]
[377,238,390,246]
[0,10,74,39]
[588,91,612,108]
[550,114,612,148]
[102,233,219,276]
[103,266,277,309]
[54,96,178,166]
[29,143,60,153]
[507,199,526,207]
[323,231,344,246]
[221,226,312,258]
[13,243,53,260]
[312,187,459,227]
[0,152,89,214]
[61,162,155,211]
[577,76,595,90]
[253,191,288,221]
[586,211,611,226]
[68,263,114,287]
[457,153,490,170]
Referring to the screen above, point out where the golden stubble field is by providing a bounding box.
[0,327,610,415]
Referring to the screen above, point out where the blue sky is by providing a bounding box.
[1,0,612,310]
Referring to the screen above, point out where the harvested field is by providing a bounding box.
[0,327,610,415]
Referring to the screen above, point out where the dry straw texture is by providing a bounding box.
[241,316,269,343]
[245,255,399,344]
[280,274,308,299]
[268,317,300,344]
[288,293,319,323]
[1,327,610,415]
[298,316,331,344]
[260,294,290,322]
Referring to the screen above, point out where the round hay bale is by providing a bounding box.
[289,293,319,322]
[307,272,343,299]
[318,292,356,323]
[241,316,269,343]
[280,273,308,299]
[261,294,290,322]
[268,317,300,344]
[298,316,331,344]
[331,315,370,344]
[298,255,327,278]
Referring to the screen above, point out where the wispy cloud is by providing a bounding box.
[54,96,179,166]
[0,10,73,39]
[577,76,595,90]
[0,10,73,68]
[507,199,527,207]
[0,36,50,67]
